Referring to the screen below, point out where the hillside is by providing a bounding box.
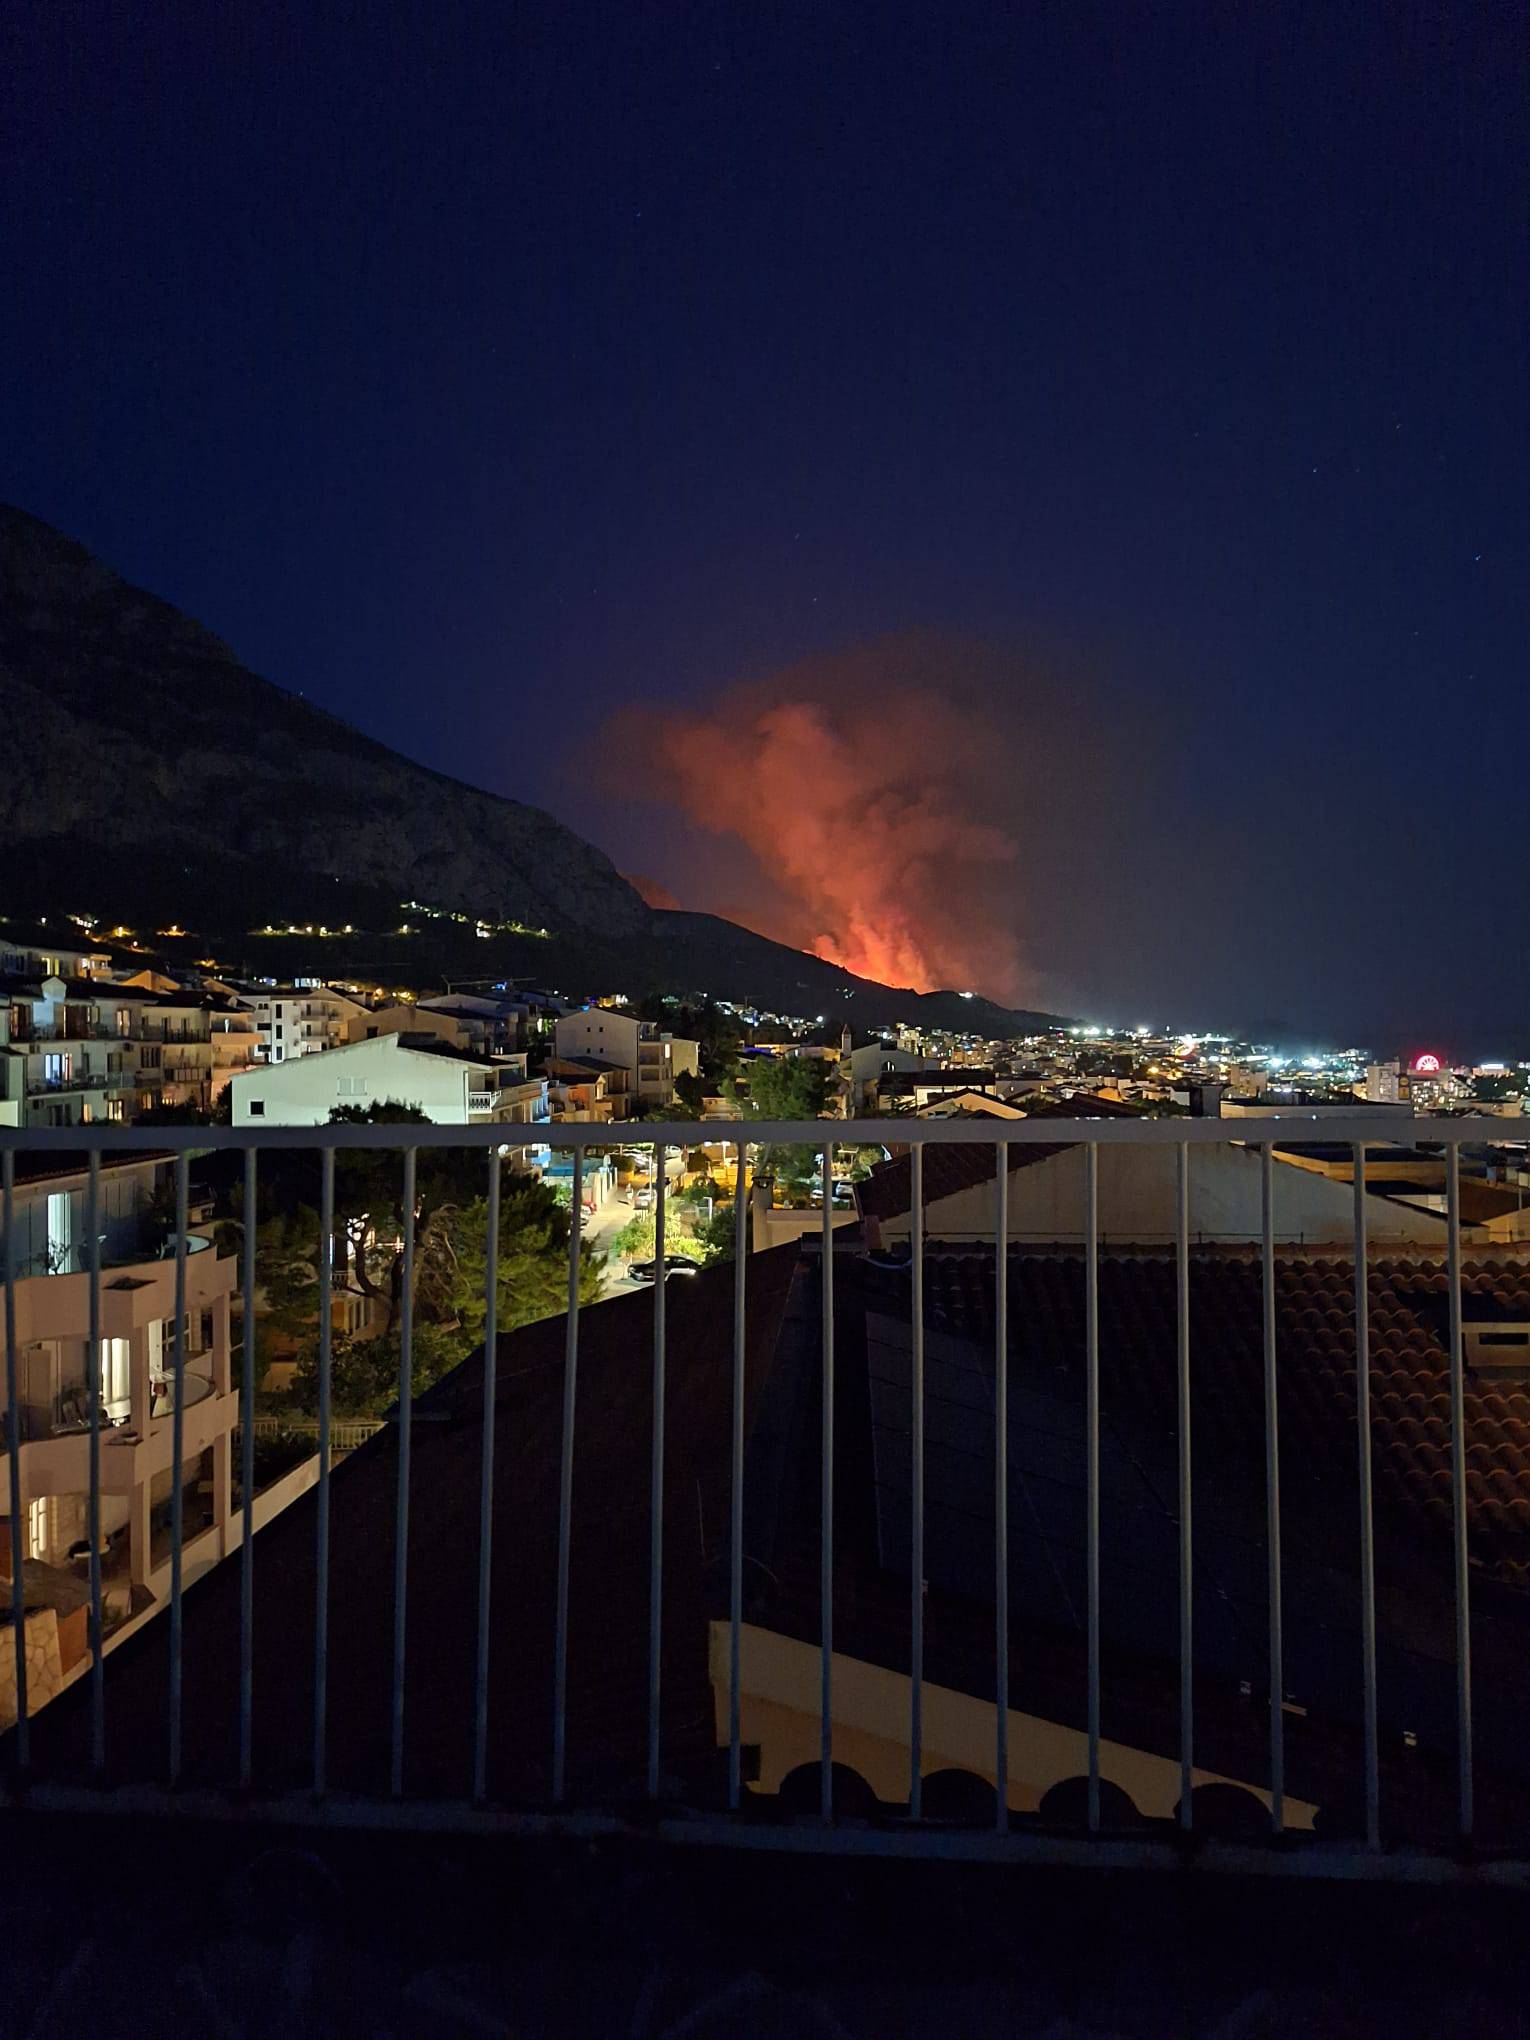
[0,505,1064,1035]
[0,504,646,938]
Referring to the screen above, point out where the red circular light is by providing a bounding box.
[1413,1053,1442,1074]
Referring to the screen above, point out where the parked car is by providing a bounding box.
[627,1258,703,1283]
[635,1187,655,1210]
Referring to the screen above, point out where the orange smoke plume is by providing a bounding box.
[632,671,1028,1000]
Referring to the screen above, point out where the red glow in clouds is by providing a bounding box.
[651,690,1025,999]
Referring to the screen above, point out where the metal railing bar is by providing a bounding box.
[473,1149,501,1803]
[0,1114,1510,1156]
[1446,1145,1473,1838]
[1,1150,25,1776]
[1177,1141,1192,1832]
[312,1146,334,1796]
[239,1148,257,1788]
[86,1151,104,1774]
[169,1151,189,1786]
[910,1143,925,1820]
[821,1138,835,1823]
[993,1142,1009,1835]
[728,1141,747,1810]
[1086,1142,1101,1832]
[391,1148,416,1798]
[1353,1146,1379,1849]
[1262,1144,1284,1834]
[552,1147,583,1804]
[0,1108,1510,1856]
[648,1142,666,1800]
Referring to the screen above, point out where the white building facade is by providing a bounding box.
[231,1032,550,1127]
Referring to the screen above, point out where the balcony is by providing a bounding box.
[147,1369,217,1419]
[3,1112,1529,1888]
[160,1064,210,1087]
[15,1023,125,1045]
[5,1227,214,1283]
[16,1363,214,1445]
[27,1068,132,1096]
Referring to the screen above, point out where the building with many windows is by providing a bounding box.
[0,1153,240,1700]
[552,1008,699,1109]
[234,984,370,1066]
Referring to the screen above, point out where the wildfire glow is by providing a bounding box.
[640,686,1026,1000]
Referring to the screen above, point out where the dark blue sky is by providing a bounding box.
[4,4,1527,1048]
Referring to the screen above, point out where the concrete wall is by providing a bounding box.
[0,1609,63,1729]
[751,1200,861,1253]
[711,1622,1316,1826]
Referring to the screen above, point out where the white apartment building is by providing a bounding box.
[0,976,135,1129]
[414,992,531,1055]
[0,1155,241,1687]
[0,933,113,981]
[552,1009,699,1109]
[230,1032,550,1128]
[237,984,371,1065]
[0,975,244,1127]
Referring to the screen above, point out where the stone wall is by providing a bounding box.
[0,1609,63,1729]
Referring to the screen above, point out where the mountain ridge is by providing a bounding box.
[0,504,1065,1035]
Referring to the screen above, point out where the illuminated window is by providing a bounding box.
[99,1338,131,1419]
[27,1496,48,1560]
[46,1192,73,1272]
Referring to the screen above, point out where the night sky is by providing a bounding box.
[5,5,1527,1050]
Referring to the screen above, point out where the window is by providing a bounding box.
[42,1052,70,1084]
[248,1099,266,1118]
[99,1338,131,1418]
[140,1045,161,1071]
[106,1099,124,1123]
[27,1496,48,1561]
[46,1191,73,1272]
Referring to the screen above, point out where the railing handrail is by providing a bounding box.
[0,1112,1521,1154]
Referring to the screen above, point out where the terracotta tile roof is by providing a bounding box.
[902,1246,1530,1584]
[745,1245,1530,1840]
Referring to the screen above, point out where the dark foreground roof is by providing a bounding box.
[737,1245,1530,1844]
[22,1247,802,1802]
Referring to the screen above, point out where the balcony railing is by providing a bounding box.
[14,1024,127,1045]
[0,1113,1526,1884]
[3,1227,214,1281]
[28,1069,132,1095]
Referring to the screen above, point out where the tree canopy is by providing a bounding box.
[734,1054,830,1121]
[232,1101,604,1417]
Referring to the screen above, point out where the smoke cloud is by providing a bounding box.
[607,638,1045,1002]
